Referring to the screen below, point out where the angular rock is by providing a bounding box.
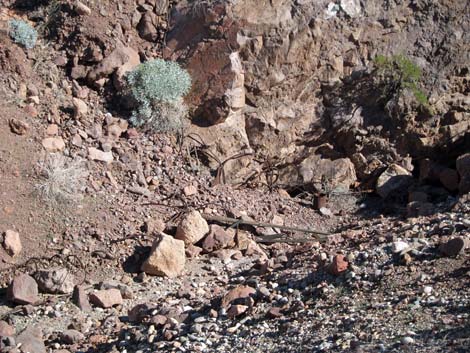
[185,244,202,258]
[72,98,88,118]
[221,286,256,309]
[201,225,235,253]
[34,267,74,294]
[16,326,45,353]
[42,137,65,152]
[7,274,39,305]
[141,233,186,277]
[88,147,113,163]
[175,210,209,245]
[376,164,413,198]
[89,288,123,308]
[329,254,348,276]
[3,229,22,257]
[227,304,248,318]
[73,285,92,312]
[0,320,15,337]
[61,329,85,344]
[128,303,150,323]
[340,0,361,17]
[9,118,29,135]
[439,237,467,257]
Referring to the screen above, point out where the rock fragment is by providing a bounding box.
[89,288,123,308]
[75,1,91,16]
[175,210,209,245]
[0,320,15,336]
[221,286,256,309]
[329,254,348,276]
[61,329,85,344]
[201,225,235,253]
[88,147,113,163]
[34,267,74,294]
[7,274,39,305]
[141,233,186,277]
[3,229,22,257]
[42,137,65,152]
[439,237,467,257]
[73,285,92,312]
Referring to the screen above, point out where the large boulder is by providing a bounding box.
[141,233,186,277]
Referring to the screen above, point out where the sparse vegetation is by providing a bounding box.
[373,54,429,107]
[9,19,38,49]
[35,154,88,204]
[126,59,191,133]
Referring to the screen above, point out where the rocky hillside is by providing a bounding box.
[0,1,468,353]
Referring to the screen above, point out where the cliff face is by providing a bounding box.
[165,0,469,191]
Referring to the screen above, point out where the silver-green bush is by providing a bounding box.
[9,19,38,49]
[126,59,191,132]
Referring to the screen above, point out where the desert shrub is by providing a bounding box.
[126,59,191,133]
[36,154,88,204]
[9,19,38,49]
[373,54,428,107]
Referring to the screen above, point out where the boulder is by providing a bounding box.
[141,233,186,277]
[175,210,209,245]
[7,274,39,305]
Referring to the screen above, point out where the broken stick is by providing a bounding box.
[201,214,331,241]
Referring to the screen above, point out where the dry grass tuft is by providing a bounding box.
[35,153,88,204]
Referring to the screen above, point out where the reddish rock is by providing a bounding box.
[267,307,283,318]
[221,285,256,309]
[227,304,248,318]
[185,244,202,258]
[183,185,198,196]
[46,124,59,136]
[439,237,467,257]
[24,104,38,118]
[7,274,39,305]
[329,255,348,276]
[73,285,92,312]
[89,288,123,308]
[16,326,45,353]
[201,225,235,253]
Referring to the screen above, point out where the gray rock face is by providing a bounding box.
[34,267,75,294]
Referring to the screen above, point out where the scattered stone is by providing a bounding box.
[88,147,113,163]
[185,244,203,258]
[46,124,59,136]
[401,336,415,345]
[0,321,15,337]
[175,210,209,245]
[376,164,413,198]
[34,267,74,294]
[89,288,123,308]
[128,303,150,323]
[267,307,283,318]
[227,304,248,318]
[73,285,92,312]
[42,137,65,152]
[183,185,198,196]
[221,286,256,309]
[61,329,85,344]
[3,229,22,257]
[439,237,467,257]
[319,207,333,217]
[72,98,88,118]
[329,254,348,276]
[16,326,45,353]
[7,274,39,305]
[201,225,235,253]
[392,241,410,253]
[75,1,91,16]
[141,233,186,277]
[9,118,29,135]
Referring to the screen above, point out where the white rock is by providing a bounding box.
[42,137,65,152]
[423,286,433,295]
[3,230,22,257]
[401,336,415,345]
[340,0,361,17]
[392,241,409,253]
